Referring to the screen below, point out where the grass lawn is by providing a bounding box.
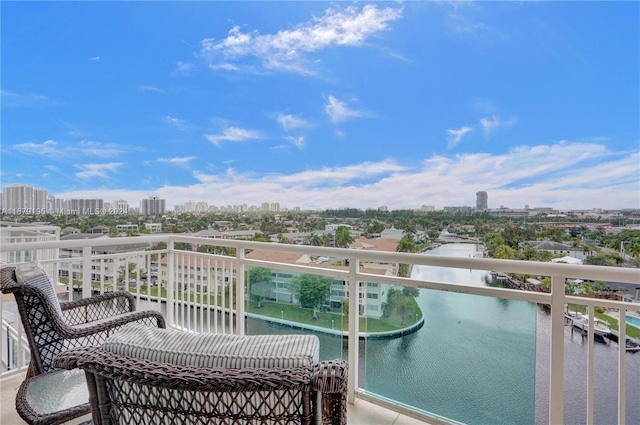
[248,300,422,333]
[60,281,423,334]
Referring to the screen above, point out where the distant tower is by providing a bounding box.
[1,184,47,212]
[140,197,166,216]
[476,191,488,211]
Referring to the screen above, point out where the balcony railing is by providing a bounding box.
[1,228,639,424]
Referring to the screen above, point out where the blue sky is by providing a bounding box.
[1,1,638,211]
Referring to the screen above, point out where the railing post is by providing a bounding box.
[167,239,175,327]
[587,305,595,425]
[236,248,245,336]
[348,257,359,404]
[618,309,627,425]
[549,274,565,425]
[82,246,92,299]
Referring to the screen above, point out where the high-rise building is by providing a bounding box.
[476,191,488,211]
[1,184,47,213]
[67,199,104,215]
[113,200,129,213]
[140,197,166,216]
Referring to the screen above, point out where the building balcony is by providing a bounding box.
[1,224,639,424]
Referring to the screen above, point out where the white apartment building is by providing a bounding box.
[245,243,394,319]
[1,184,47,213]
[66,199,105,215]
[113,199,129,213]
[144,223,162,233]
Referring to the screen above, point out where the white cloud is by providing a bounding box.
[480,115,501,134]
[14,140,62,157]
[138,85,165,93]
[158,156,196,165]
[1,90,53,108]
[163,114,187,131]
[14,139,135,158]
[75,163,123,180]
[325,96,365,123]
[199,4,403,75]
[285,136,305,148]
[447,126,473,148]
[54,143,638,211]
[276,113,310,132]
[479,115,517,135]
[75,141,125,157]
[174,61,195,74]
[205,127,263,146]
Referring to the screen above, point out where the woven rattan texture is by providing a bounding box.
[0,266,166,376]
[55,346,348,425]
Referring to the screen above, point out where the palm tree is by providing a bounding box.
[308,234,323,246]
[627,243,640,267]
[396,235,416,253]
[335,226,354,248]
[494,244,516,260]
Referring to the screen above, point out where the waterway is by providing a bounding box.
[251,243,640,425]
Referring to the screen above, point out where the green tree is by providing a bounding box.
[403,286,420,298]
[251,232,270,242]
[286,274,332,320]
[248,267,273,308]
[396,234,416,277]
[387,288,412,325]
[335,226,354,248]
[366,220,385,235]
[628,243,640,267]
[396,234,416,253]
[584,253,615,266]
[308,234,323,246]
[494,244,516,260]
[534,249,554,262]
[118,262,138,283]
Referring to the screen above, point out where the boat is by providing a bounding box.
[624,338,640,352]
[571,314,611,337]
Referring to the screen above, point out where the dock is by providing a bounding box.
[565,311,640,352]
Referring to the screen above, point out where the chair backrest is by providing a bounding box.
[14,262,63,314]
[1,265,68,375]
[1,264,167,377]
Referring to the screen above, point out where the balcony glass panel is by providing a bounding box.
[245,267,345,361]
[362,281,537,424]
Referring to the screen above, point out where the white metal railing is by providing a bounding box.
[1,234,639,424]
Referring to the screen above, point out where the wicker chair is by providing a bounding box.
[0,264,166,424]
[0,265,166,377]
[54,346,348,425]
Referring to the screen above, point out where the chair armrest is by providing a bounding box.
[312,359,348,394]
[59,310,166,340]
[61,291,136,324]
[312,359,348,425]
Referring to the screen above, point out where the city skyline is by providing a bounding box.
[1,2,638,211]
[2,183,636,216]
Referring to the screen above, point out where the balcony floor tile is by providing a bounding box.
[1,374,430,425]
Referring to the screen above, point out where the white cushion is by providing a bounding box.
[15,262,62,314]
[102,323,319,368]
